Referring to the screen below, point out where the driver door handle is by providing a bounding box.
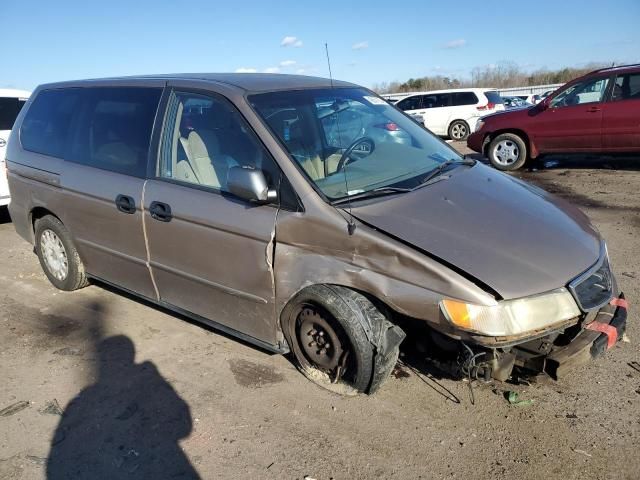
[587,106,601,113]
[149,201,172,222]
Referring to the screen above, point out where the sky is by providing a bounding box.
[3,0,639,91]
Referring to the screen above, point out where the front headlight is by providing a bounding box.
[440,288,580,336]
[475,119,485,132]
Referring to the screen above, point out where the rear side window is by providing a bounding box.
[611,73,640,101]
[452,92,478,106]
[483,91,504,105]
[0,97,26,130]
[67,88,161,177]
[21,89,81,158]
[396,96,422,111]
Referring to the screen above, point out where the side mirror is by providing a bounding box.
[227,166,277,203]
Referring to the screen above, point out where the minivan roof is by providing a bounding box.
[399,88,498,97]
[36,73,358,94]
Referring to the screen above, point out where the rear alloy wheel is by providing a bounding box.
[488,133,528,171]
[35,215,89,291]
[448,120,470,141]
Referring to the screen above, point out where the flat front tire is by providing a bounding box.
[281,285,397,395]
[35,215,88,291]
[488,133,527,171]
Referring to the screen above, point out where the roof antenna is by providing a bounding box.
[325,42,356,235]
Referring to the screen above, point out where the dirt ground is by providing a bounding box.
[1,146,638,479]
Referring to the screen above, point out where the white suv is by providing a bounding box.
[394,88,505,140]
[0,89,30,207]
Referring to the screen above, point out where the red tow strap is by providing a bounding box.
[585,321,618,348]
[584,297,628,349]
[610,297,629,309]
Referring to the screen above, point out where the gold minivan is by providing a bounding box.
[6,74,627,394]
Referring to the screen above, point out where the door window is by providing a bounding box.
[611,73,640,102]
[158,91,282,195]
[0,97,26,131]
[396,96,422,111]
[67,88,161,177]
[21,89,81,158]
[550,77,610,108]
[422,94,450,108]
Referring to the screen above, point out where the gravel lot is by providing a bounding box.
[1,145,638,479]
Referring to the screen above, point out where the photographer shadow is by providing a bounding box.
[47,333,200,479]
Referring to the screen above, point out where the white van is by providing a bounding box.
[394,88,504,140]
[1,89,30,206]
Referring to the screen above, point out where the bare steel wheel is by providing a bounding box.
[297,306,348,375]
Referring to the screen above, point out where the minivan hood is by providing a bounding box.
[350,164,601,300]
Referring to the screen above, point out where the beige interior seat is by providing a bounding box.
[298,155,325,180]
[175,130,224,188]
[175,131,238,191]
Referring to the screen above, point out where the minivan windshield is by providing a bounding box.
[250,88,465,201]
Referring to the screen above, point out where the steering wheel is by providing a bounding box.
[335,137,375,172]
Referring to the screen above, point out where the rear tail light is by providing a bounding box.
[374,122,400,131]
[477,102,496,111]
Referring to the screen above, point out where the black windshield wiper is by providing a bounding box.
[411,157,475,190]
[331,186,411,205]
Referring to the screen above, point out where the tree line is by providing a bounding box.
[372,62,610,93]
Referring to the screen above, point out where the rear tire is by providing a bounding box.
[488,133,527,171]
[35,215,88,291]
[448,120,470,141]
[281,285,396,395]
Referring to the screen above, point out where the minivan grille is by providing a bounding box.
[569,254,614,311]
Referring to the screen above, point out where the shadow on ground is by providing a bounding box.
[42,301,200,479]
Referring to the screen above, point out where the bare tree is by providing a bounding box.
[373,62,610,93]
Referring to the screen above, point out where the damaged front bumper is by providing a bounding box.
[476,293,628,381]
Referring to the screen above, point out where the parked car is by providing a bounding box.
[394,88,505,141]
[0,89,30,207]
[540,89,555,100]
[468,64,640,170]
[502,96,529,109]
[7,74,626,394]
[517,94,542,105]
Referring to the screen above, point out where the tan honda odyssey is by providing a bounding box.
[6,74,627,394]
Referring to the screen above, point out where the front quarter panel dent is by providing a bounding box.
[273,211,496,328]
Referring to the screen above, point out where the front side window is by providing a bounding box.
[611,73,640,102]
[250,88,463,201]
[550,77,610,108]
[21,89,81,158]
[158,91,282,194]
